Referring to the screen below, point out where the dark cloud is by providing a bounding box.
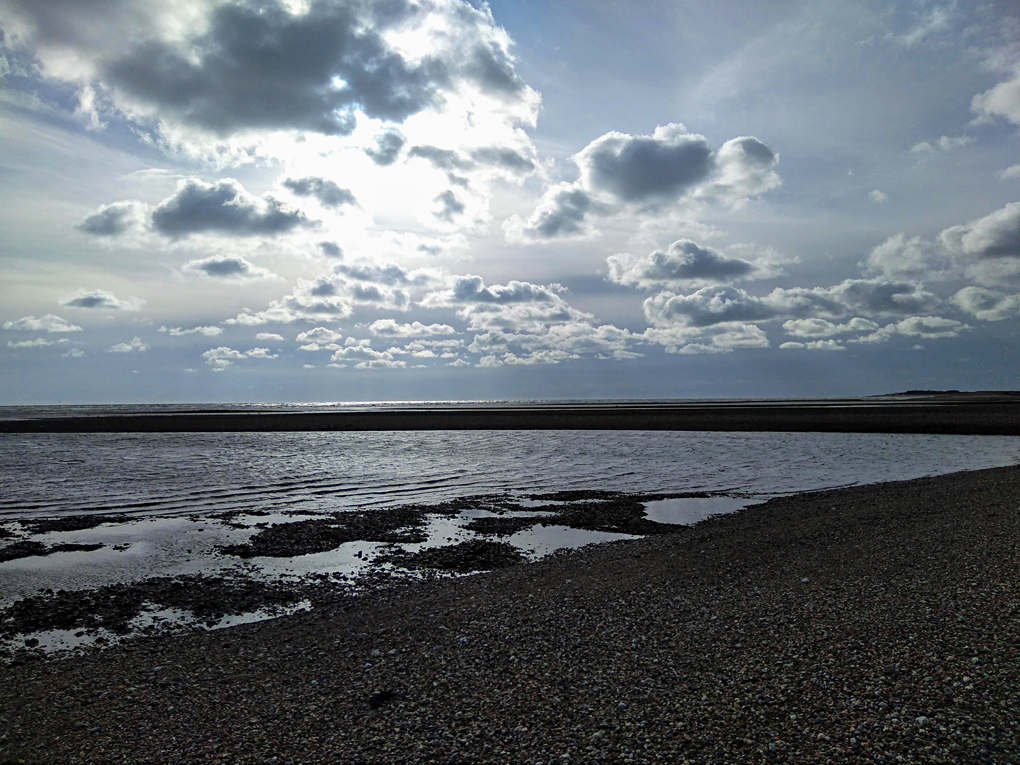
[470,146,535,174]
[513,183,600,240]
[77,201,142,236]
[450,275,558,304]
[577,124,713,204]
[409,145,472,172]
[60,289,141,310]
[364,129,405,166]
[644,286,777,328]
[151,178,310,238]
[318,241,343,258]
[182,255,273,280]
[333,263,439,286]
[607,239,757,290]
[282,177,356,208]
[434,190,465,222]
[101,0,446,136]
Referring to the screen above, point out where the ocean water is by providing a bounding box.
[3,429,1020,522]
[2,423,1019,650]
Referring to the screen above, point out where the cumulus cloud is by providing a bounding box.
[3,314,82,332]
[61,289,143,311]
[151,178,311,239]
[433,189,466,222]
[939,201,1020,260]
[869,189,889,203]
[365,129,406,166]
[328,339,405,369]
[509,124,779,241]
[852,316,969,344]
[294,326,345,350]
[368,320,456,337]
[159,325,223,337]
[282,177,356,209]
[108,336,147,353]
[607,239,771,290]
[972,67,1020,126]
[780,339,846,351]
[782,317,878,338]
[952,286,1020,321]
[182,255,275,281]
[0,0,539,159]
[7,337,69,349]
[255,332,285,341]
[202,346,278,370]
[318,241,343,258]
[862,233,953,281]
[77,201,146,236]
[1000,164,1020,181]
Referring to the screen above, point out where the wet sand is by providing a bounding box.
[3,393,1020,434]
[1,464,1017,763]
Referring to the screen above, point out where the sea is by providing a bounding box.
[2,401,1019,649]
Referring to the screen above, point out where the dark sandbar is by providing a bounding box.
[3,392,1020,434]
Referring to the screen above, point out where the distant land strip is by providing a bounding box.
[3,396,1020,435]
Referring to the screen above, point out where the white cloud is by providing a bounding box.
[1000,164,1020,180]
[862,233,952,281]
[108,336,148,353]
[61,289,143,311]
[329,339,405,369]
[7,337,69,348]
[940,200,1020,260]
[159,325,223,337]
[852,316,969,344]
[3,314,82,333]
[780,339,846,351]
[255,332,285,342]
[368,320,456,338]
[202,346,278,370]
[869,189,888,203]
[972,67,1020,126]
[910,135,974,154]
[952,286,1020,321]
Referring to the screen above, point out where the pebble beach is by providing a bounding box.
[1,464,1018,764]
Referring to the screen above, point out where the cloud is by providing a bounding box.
[328,339,405,369]
[294,326,345,350]
[862,233,952,281]
[282,177,356,209]
[643,279,939,330]
[151,178,311,239]
[852,316,969,344]
[503,183,602,241]
[3,314,82,332]
[202,346,278,370]
[910,135,974,153]
[61,289,143,311]
[939,201,1020,260]
[433,189,466,222]
[0,0,539,158]
[365,129,406,166]
[577,123,714,204]
[182,255,275,281]
[1000,164,1020,181]
[7,337,69,349]
[869,189,888,203]
[77,201,146,236]
[952,287,1020,321]
[318,241,343,258]
[255,332,285,341]
[972,67,1020,126]
[607,239,770,290]
[780,339,846,351]
[782,317,878,338]
[108,336,147,353]
[510,124,779,241]
[159,325,223,337]
[368,320,456,338]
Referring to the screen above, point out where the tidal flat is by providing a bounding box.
[1,465,1017,764]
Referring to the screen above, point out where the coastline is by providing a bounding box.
[1,464,1017,763]
[3,393,1020,434]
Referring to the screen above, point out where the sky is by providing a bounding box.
[1,0,1019,404]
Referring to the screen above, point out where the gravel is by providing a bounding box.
[1,465,1018,764]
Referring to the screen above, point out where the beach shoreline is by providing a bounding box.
[1,464,1017,763]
